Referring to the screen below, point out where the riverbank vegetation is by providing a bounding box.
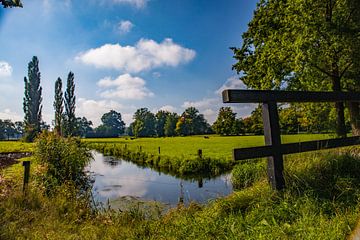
[1,136,359,239]
[85,134,333,178]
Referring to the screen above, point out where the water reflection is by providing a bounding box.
[87,151,233,209]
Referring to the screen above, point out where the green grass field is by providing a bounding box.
[84,134,333,159]
[0,141,33,153]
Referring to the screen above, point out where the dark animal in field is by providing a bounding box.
[204,136,209,139]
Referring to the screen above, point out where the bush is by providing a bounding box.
[35,131,92,191]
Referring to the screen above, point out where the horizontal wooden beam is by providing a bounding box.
[233,136,360,161]
[223,90,360,103]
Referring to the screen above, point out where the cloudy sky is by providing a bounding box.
[0,0,257,126]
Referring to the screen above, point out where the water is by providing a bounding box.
[88,151,233,209]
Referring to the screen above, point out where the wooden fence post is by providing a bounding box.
[22,161,30,194]
[262,102,285,190]
[198,149,202,158]
[158,147,161,154]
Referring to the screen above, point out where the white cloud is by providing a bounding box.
[158,105,177,113]
[76,38,196,73]
[182,98,218,109]
[112,0,149,8]
[0,61,13,78]
[97,74,154,100]
[152,72,161,78]
[215,76,247,95]
[118,20,134,34]
[77,98,135,126]
[0,109,22,121]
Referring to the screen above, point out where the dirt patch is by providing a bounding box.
[0,152,32,169]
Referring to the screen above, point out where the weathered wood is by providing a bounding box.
[198,149,203,158]
[233,136,360,160]
[222,90,360,103]
[262,102,285,190]
[22,161,30,194]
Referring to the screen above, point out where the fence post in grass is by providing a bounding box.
[139,146,142,152]
[158,146,161,155]
[22,161,30,194]
[198,149,202,159]
[262,102,285,190]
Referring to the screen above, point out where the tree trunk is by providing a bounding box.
[349,102,360,136]
[332,74,347,138]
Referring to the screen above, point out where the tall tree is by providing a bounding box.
[212,107,237,135]
[176,107,209,136]
[64,72,76,136]
[133,108,156,137]
[74,117,93,137]
[164,113,179,137]
[232,0,360,137]
[96,110,125,137]
[23,56,42,142]
[53,77,63,135]
[155,110,170,137]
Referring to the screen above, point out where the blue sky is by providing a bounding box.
[0,0,257,126]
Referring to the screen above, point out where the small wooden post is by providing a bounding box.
[262,102,285,190]
[158,146,161,154]
[22,161,30,194]
[198,149,202,158]
[198,178,203,188]
[139,146,142,151]
[124,144,127,150]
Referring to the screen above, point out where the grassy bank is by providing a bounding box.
[1,136,360,239]
[85,134,333,178]
[1,147,360,239]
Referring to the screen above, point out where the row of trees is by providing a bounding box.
[127,107,212,137]
[0,119,23,140]
[22,57,77,141]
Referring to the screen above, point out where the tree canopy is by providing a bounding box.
[1,0,22,8]
[232,0,360,136]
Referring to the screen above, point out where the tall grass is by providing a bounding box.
[1,149,359,239]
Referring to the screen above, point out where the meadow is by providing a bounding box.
[1,134,360,239]
[84,134,333,160]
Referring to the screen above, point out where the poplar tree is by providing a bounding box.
[54,77,63,135]
[64,72,76,136]
[23,56,42,142]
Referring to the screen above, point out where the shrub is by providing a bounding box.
[35,131,92,191]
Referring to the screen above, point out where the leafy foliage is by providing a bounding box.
[93,110,125,137]
[133,108,156,137]
[35,131,91,192]
[212,107,243,135]
[155,110,169,137]
[1,0,22,8]
[23,56,43,142]
[164,112,179,137]
[53,77,63,135]
[232,0,360,136]
[176,107,210,136]
[64,72,76,137]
